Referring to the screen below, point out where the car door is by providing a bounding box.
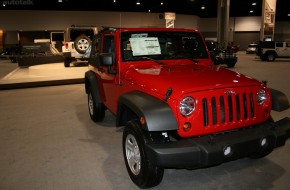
[50,32,64,54]
[285,42,290,57]
[98,34,120,113]
[275,42,287,57]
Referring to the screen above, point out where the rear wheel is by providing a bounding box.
[88,89,106,122]
[123,120,164,188]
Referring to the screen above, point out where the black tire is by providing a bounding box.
[123,120,164,189]
[74,36,92,54]
[260,55,267,61]
[88,89,106,122]
[226,62,236,68]
[267,53,275,62]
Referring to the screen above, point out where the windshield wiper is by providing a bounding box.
[142,56,165,65]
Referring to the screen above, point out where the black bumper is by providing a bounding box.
[145,117,290,169]
[63,52,72,58]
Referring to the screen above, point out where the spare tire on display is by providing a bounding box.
[74,35,92,54]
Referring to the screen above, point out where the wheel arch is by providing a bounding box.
[265,50,277,57]
[117,91,178,132]
[269,88,290,112]
[265,50,278,61]
[85,70,102,104]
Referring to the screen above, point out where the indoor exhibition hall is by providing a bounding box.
[0,0,290,189]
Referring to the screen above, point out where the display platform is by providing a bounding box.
[0,61,88,90]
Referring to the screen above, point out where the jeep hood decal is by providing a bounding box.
[124,64,261,99]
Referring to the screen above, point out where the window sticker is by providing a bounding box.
[129,37,161,56]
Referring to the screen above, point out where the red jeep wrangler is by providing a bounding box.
[84,27,290,188]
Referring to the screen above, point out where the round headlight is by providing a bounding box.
[179,96,196,116]
[257,89,267,105]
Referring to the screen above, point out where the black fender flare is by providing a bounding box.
[117,91,178,131]
[84,70,103,104]
[270,88,290,112]
[265,50,277,56]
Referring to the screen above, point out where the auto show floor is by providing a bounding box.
[0,53,290,190]
[0,61,87,90]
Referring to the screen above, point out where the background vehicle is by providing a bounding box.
[206,40,237,68]
[246,43,258,54]
[256,41,290,61]
[62,25,97,67]
[0,45,21,63]
[85,27,290,189]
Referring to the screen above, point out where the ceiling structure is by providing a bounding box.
[1,0,290,21]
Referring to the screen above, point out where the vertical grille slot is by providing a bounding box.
[220,96,225,123]
[243,93,248,119]
[211,97,217,125]
[235,94,241,120]
[250,93,254,118]
[228,95,233,122]
[202,98,209,126]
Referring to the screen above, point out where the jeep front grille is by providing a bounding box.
[202,93,255,126]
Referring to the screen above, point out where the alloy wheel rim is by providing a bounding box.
[125,134,141,175]
[88,93,94,115]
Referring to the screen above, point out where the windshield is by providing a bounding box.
[120,31,208,62]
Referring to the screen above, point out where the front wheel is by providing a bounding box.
[226,62,236,68]
[88,89,106,122]
[123,120,164,188]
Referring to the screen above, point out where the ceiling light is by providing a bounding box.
[161,1,164,5]
[136,0,140,5]
[252,2,256,6]
[58,0,62,2]
[201,6,205,10]
[113,0,116,2]
[288,14,290,17]
[250,10,254,13]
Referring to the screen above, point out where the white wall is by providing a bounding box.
[232,17,262,32]
[0,10,289,42]
[198,18,217,31]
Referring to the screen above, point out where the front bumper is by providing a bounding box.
[145,117,290,169]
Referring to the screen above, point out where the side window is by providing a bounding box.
[103,35,114,53]
[286,43,290,47]
[276,42,283,47]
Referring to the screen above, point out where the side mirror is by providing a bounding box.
[100,53,116,74]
